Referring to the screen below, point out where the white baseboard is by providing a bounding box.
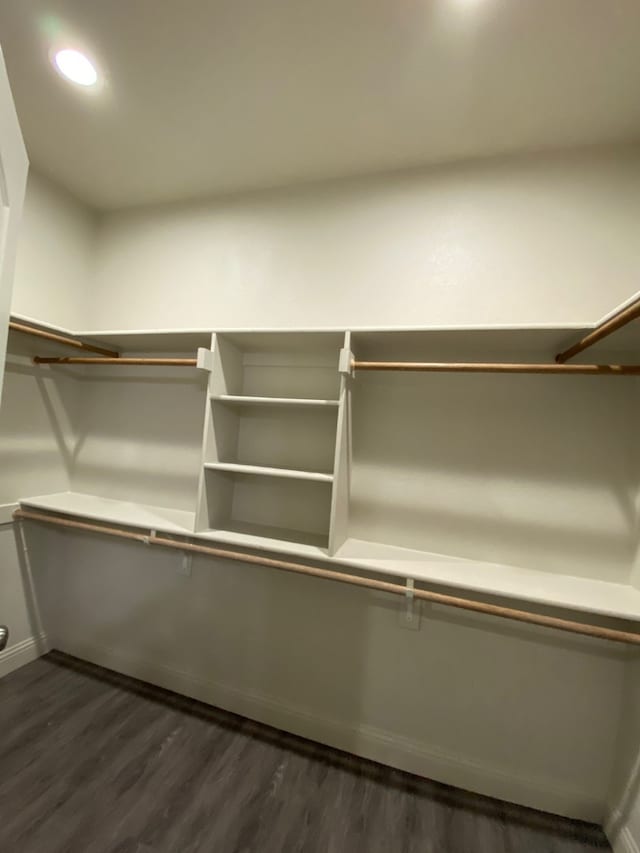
[606,810,640,853]
[0,632,49,678]
[51,633,603,822]
[609,827,640,853]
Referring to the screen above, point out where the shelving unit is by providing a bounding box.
[9,301,640,631]
[194,331,345,551]
[16,490,640,623]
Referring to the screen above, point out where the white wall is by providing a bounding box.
[90,145,640,331]
[350,372,637,584]
[0,170,89,674]
[33,523,626,822]
[0,339,80,675]
[11,170,96,329]
[607,658,640,853]
[4,147,640,823]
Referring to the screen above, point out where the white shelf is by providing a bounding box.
[19,492,195,536]
[204,462,334,482]
[15,491,640,623]
[199,521,329,554]
[213,394,339,408]
[334,537,640,623]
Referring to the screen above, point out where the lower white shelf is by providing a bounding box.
[19,492,196,536]
[334,537,640,623]
[198,521,329,555]
[15,491,640,624]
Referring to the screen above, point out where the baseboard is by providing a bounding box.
[0,632,49,678]
[608,827,640,853]
[606,810,640,853]
[51,633,603,822]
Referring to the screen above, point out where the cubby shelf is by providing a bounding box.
[199,521,329,554]
[203,462,334,482]
[212,395,339,408]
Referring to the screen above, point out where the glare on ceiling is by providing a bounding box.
[53,49,98,87]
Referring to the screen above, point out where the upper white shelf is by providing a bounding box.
[213,394,339,408]
[204,462,334,482]
[15,305,640,363]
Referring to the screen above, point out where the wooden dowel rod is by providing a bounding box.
[33,357,197,366]
[556,299,640,363]
[352,361,640,375]
[13,508,640,646]
[9,321,119,358]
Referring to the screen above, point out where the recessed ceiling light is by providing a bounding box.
[53,49,98,87]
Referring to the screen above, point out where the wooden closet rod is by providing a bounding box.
[9,321,119,358]
[13,508,640,646]
[33,357,197,366]
[556,298,640,363]
[352,361,640,375]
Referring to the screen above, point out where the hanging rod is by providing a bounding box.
[33,356,197,366]
[9,321,119,358]
[13,507,640,646]
[556,298,640,363]
[351,360,640,375]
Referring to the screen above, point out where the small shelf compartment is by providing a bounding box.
[205,401,338,473]
[212,332,343,400]
[199,468,332,550]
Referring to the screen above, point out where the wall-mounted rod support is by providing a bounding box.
[9,321,119,358]
[352,361,640,375]
[556,298,640,363]
[13,507,640,646]
[33,357,198,366]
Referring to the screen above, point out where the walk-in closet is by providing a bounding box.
[1,3,640,852]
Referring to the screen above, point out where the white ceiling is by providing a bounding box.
[1,0,640,210]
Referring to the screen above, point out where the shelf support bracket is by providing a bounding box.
[142,529,157,545]
[399,578,421,630]
[339,348,354,378]
[196,348,214,372]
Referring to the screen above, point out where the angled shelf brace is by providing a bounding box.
[9,320,119,358]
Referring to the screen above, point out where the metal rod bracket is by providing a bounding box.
[399,578,421,630]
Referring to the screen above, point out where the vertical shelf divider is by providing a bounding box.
[194,332,217,532]
[328,331,352,555]
[194,333,242,532]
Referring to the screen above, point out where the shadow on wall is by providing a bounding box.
[0,352,81,499]
[349,372,636,582]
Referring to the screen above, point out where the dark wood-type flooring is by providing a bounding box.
[0,651,611,852]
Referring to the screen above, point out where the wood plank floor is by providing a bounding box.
[0,651,611,853]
